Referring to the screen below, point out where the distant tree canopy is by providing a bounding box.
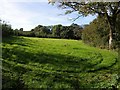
[32,25,51,37]
[51,23,83,39]
[52,24,63,37]
[13,24,83,40]
[49,1,120,49]
[70,23,83,39]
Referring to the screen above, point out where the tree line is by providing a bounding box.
[13,23,83,40]
[1,14,120,50]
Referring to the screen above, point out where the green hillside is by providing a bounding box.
[2,36,119,89]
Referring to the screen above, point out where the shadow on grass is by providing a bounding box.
[2,36,25,43]
[2,74,28,90]
[2,45,90,70]
[2,40,94,89]
[2,36,32,47]
[2,47,92,89]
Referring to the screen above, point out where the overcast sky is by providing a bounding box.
[0,0,96,31]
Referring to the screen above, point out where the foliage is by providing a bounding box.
[82,16,109,49]
[2,36,118,89]
[115,13,120,49]
[52,24,63,37]
[1,20,13,37]
[51,23,83,39]
[13,24,83,40]
[70,23,83,39]
[82,15,120,50]
[33,25,51,37]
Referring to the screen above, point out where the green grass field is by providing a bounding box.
[2,36,119,89]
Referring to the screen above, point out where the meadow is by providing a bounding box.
[2,36,119,89]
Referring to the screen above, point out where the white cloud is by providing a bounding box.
[0,1,30,28]
[0,0,41,30]
[0,0,66,30]
[0,0,70,30]
[0,0,96,31]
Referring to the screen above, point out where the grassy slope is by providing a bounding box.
[2,36,119,89]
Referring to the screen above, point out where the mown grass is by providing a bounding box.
[2,36,119,89]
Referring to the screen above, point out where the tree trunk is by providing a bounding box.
[106,15,116,50]
[109,27,113,49]
[109,29,113,49]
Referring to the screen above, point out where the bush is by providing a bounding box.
[82,16,109,49]
[2,23,13,37]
